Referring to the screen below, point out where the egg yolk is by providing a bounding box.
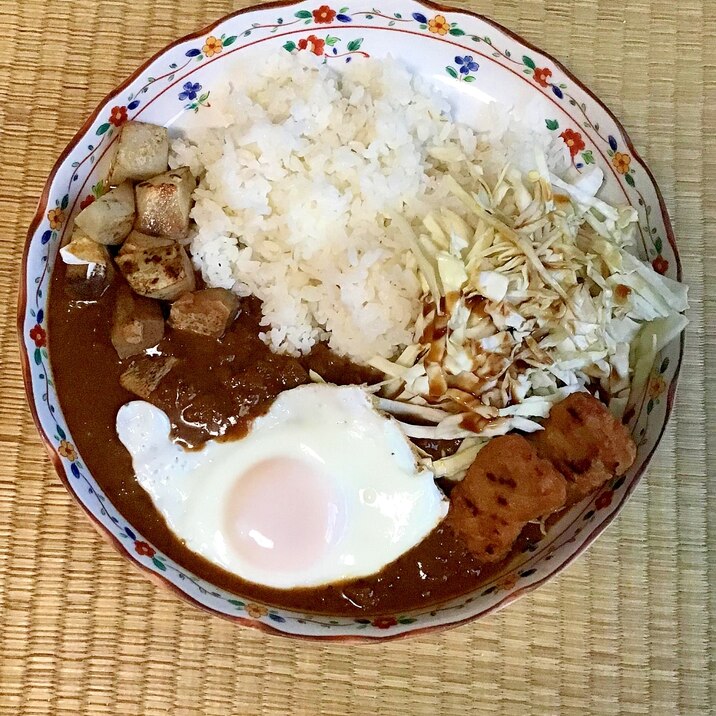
[224,457,345,573]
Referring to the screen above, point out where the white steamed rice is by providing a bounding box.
[170,53,570,362]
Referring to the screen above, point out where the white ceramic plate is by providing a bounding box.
[20,0,684,640]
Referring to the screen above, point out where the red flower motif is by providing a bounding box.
[560,128,586,158]
[372,616,398,629]
[29,324,46,348]
[312,5,336,23]
[533,67,552,87]
[297,35,326,56]
[652,255,669,275]
[109,105,128,127]
[595,491,613,510]
[134,540,155,557]
[80,194,96,210]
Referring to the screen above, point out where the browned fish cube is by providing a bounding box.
[60,230,115,299]
[111,284,165,359]
[530,392,636,505]
[134,166,195,240]
[119,230,175,256]
[108,121,169,185]
[115,243,195,301]
[73,181,135,245]
[168,288,239,338]
[446,435,567,563]
[120,356,178,399]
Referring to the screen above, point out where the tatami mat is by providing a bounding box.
[0,0,713,713]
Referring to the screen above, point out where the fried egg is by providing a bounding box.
[116,384,447,589]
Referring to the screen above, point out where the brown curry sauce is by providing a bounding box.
[48,266,537,616]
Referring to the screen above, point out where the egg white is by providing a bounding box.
[116,384,448,589]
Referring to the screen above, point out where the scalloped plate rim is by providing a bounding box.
[17,0,685,641]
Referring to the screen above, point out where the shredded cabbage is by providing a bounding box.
[370,153,688,479]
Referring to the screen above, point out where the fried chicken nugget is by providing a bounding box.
[446,435,567,563]
[530,392,636,505]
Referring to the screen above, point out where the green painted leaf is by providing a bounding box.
[283,40,296,52]
[646,399,654,414]
[654,237,663,253]
[228,599,245,608]
[398,617,417,624]
[545,119,559,131]
[34,348,41,365]
[325,35,339,46]
[152,557,167,571]
[222,35,237,47]
[660,356,670,373]
[463,75,476,82]
[295,9,312,18]
[483,36,492,45]
[339,6,348,12]
[96,123,110,136]
[198,92,209,103]
[60,194,69,211]
[446,66,458,78]
[624,172,635,187]
[522,55,536,69]
[419,24,427,29]
[346,38,363,51]
[581,149,595,165]
[449,27,465,36]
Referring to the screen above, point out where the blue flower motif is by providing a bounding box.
[455,55,479,75]
[179,81,202,101]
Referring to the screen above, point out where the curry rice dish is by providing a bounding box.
[48,59,687,616]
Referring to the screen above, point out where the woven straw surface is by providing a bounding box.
[0,0,713,713]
